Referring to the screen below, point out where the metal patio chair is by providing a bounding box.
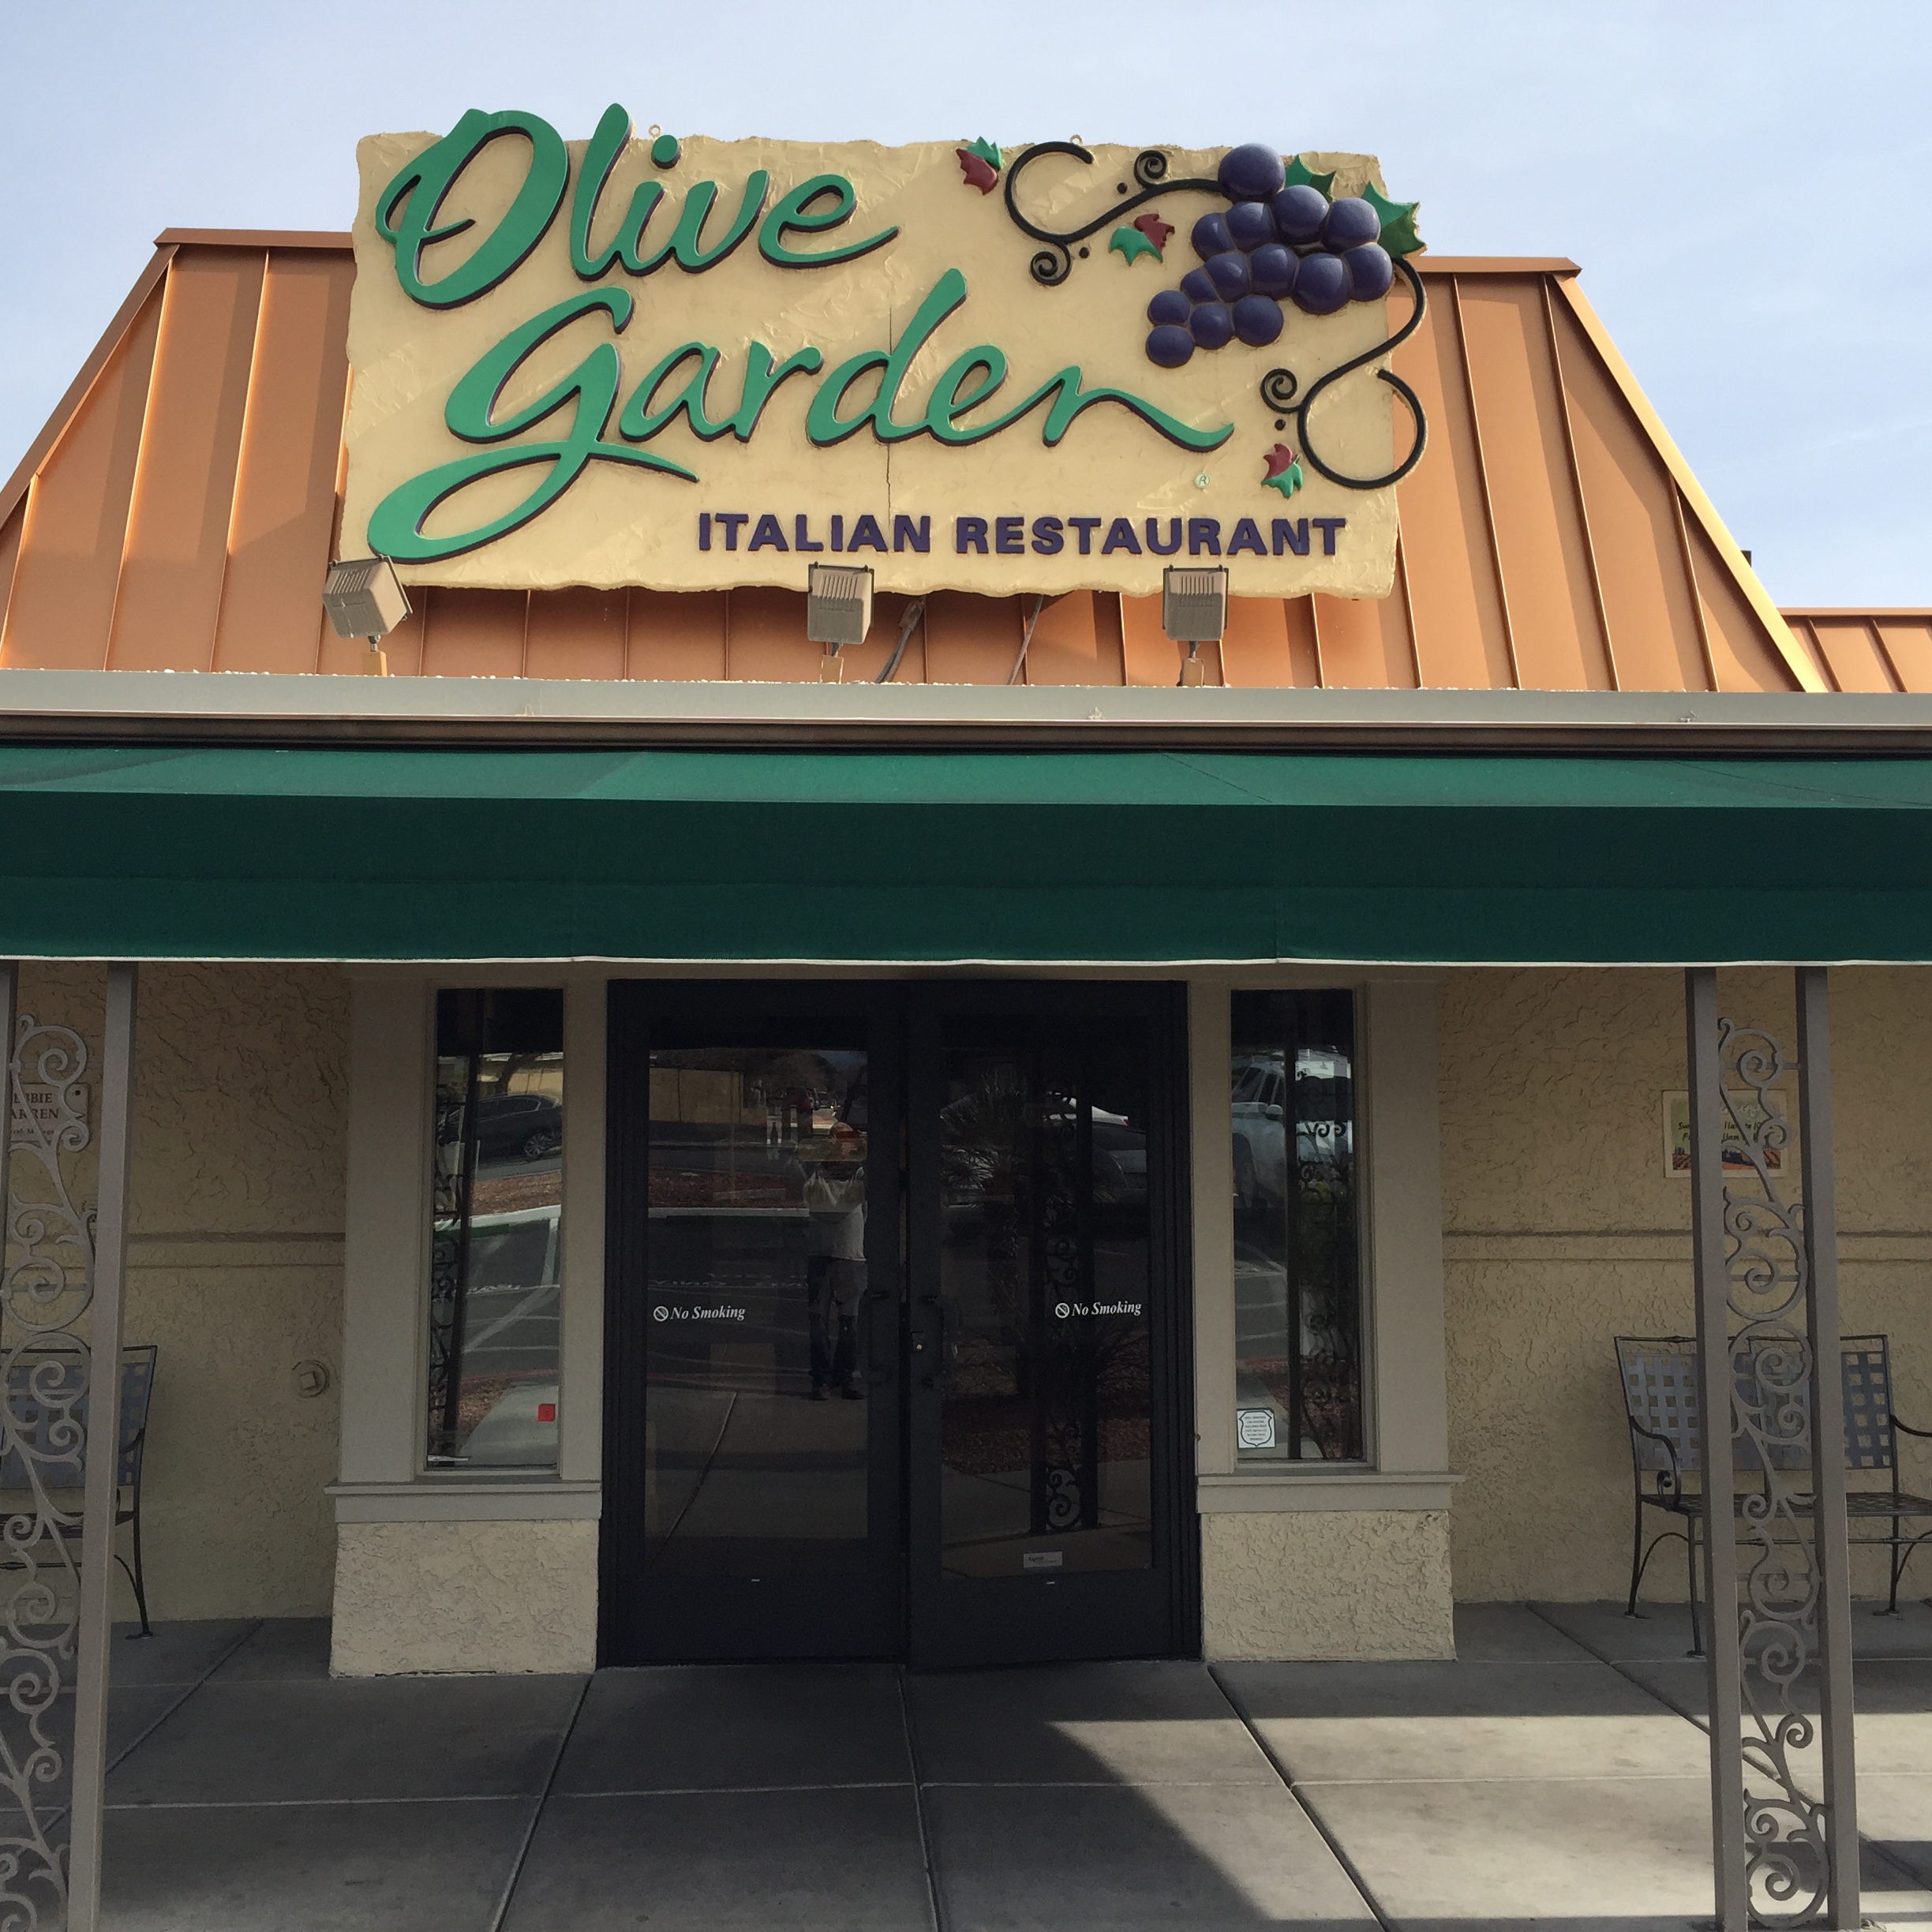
[1618,1333,1932,1654]
[0,1345,158,1637]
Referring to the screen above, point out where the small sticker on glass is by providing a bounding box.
[1237,1409,1277,1450]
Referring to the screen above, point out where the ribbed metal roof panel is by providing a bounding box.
[0,236,1847,694]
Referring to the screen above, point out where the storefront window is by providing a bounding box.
[428,989,564,1471]
[1230,990,1363,1463]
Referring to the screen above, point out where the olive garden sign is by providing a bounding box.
[343,111,1425,596]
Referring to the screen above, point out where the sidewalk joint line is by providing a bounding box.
[105,1617,264,1781]
[486,1672,591,1932]
[897,1665,948,1932]
[107,1793,533,1810]
[1204,1661,1396,1932]
[560,1780,913,1797]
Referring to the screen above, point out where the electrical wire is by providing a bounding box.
[1005,594,1047,686]
[874,596,927,683]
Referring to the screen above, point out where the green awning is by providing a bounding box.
[0,743,1928,963]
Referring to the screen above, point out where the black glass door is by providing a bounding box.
[602,982,904,1661]
[907,982,1196,1668]
[604,979,1194,1668]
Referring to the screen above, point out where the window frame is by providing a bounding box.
[331,969,605,1522]
[426,988,567,1475]
[1228,987,1367,1469]
[1190,974,1453,1511]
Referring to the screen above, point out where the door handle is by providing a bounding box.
[918,1300,956,1389]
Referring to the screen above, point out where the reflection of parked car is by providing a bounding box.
[939,1088,1148,1238]
[1231,1054,1353,1211]
[1091,1115,1148,1202]
[455,1093,563,1162]
[1231,1058,1288,1211]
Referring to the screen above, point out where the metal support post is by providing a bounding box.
[1797,967,1859,1930]
[66,963,137,1932]
[1686,966,1748,1928]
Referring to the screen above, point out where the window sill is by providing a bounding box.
[1196,1469,1461,1513]
[328,1478,602,1523]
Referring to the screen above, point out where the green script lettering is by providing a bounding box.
[569,103,769,278]
[365,290,693,563]
[377,108,570,309]
[806,270,968,446]
[371,271,1230,560]
[570,104,665,278]
[759,174,897,269]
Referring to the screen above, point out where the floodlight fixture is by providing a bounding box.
[1163,564,1229,686]
[807,563,874,679]
[322,556,413,676]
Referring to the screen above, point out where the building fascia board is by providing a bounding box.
[1,669,1931,752]
[153,227,352,251]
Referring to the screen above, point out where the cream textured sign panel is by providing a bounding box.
[343,114,1420,597]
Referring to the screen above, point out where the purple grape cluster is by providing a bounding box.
[1145,144,1395,369]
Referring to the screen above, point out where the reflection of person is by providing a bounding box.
[803,1133,867,1400]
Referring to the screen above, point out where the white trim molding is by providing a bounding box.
[1198,1471,1461,1512]
[328,1480,602,1523]
[337,976,432,1485]
[1360,977,1452,1481]
[335,967,604,1526]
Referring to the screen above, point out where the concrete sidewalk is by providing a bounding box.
[46,1603,1932,1928]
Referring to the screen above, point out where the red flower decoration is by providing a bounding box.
[1133,211,1174,251]
[957,148,998,194]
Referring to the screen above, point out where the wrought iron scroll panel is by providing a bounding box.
[0,986,97,1929]
[1686,967,1858,1930]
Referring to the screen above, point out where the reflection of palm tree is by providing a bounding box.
[942,1066,1032,1340]
[1294,1167,1362,1460]
[942,1063,1152,1530]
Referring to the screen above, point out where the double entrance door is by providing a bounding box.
[601,980,1196,1668]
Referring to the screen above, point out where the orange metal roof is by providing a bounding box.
[1781,611,1932,694]
[0,233,1844,692]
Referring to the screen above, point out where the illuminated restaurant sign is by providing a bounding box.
[343,112,1424,597]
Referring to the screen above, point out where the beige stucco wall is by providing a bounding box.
[1201,1510,1454,1659]
[331,1520,598,1674]
[1440,964,1932,1604]
[7,962,348,1620]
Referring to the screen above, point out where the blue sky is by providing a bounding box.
[5,0,1926,606]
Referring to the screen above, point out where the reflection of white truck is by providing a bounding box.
[1230,1052,1353,1212]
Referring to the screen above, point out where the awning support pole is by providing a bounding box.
[1687,966,1748,1929]
[1798,967,1859,1929]
[66,962,137,1932]
[1686,965,1858,1930]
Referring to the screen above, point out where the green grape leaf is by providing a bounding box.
[1109,224,1160,266]
[1263,443,1305,498]
[965,137,1002,170]
[1282,155,1336,198]
[1362,182,1424,258]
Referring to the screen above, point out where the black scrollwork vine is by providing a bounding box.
[1266,256,1428,492]
[0,1014,99,1930]
[1002,142,1221,287]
